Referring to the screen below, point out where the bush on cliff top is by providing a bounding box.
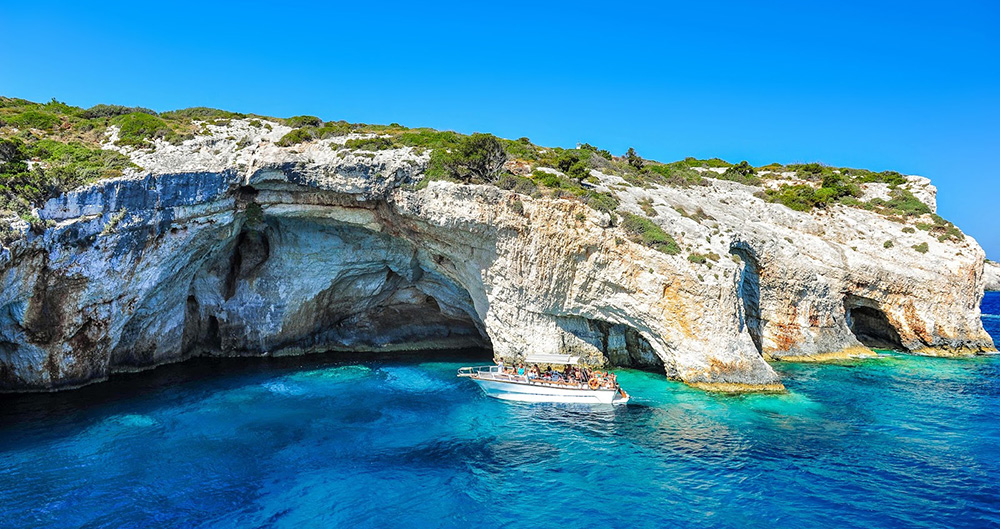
[429,133,508,183]
[0,96,955,237]
[0,137,133,217]
[277,128,314,147]
[285,115,323,128]
[111,112,175,147]
[82,104,158,119]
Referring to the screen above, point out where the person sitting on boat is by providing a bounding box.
[517,364,525,377]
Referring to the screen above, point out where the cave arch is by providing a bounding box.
[730,246,763,355]
[553,316,668,373]
[844,296,905,351]
[180,214,492,358]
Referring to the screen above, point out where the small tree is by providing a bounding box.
[729,160,756,177]
[625,147,644,170]
[436,133,508,183]
[557,150,590,182]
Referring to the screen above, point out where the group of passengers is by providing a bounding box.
[495,360,618,389]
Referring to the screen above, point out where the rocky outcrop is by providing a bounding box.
[986,261,1000,292]
[0,119,993,392]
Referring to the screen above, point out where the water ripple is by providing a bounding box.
[0,305,998,529]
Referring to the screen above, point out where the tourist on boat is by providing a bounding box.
[517,364,525,377]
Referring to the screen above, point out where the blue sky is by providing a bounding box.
[2,1,998,257]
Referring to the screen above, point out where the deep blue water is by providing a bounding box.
[1,294,999,529]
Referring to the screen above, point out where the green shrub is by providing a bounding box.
[790,162,828,179]
[395,129,462,151]
[884,240,894,249]
[620,213,680,254]
[161,107,245,121]
[82,104,158,119]
[902,227,915,233]
[913,242,929,254]
[101,208,128,235]
[531,170,565,189]
[556,150,590,181]
[642,164,703,187]
[496,173,538,196]
[0,137,134,217]
[581,190,619,214]
[868,188,930,216]
[625,147,644,170]
[639,198,656,217]
[502,138,538,160]
[672,157,731,169]
[7,110,60,130]
[344,136,396,151]
[764,184,819,211]
[112,112,173,147]
[312,121,352,139]
[718,160,760,185]
[432,133,507,183]
[285,115,323,128]
[688,253,707,265]
[277,128,313,146]
[936,224,964,243]
[579,142,612,160]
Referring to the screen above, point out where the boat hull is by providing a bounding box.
[471,378,628,404]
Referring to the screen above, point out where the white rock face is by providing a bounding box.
[0,120,992,393]
[985,261,1000,292]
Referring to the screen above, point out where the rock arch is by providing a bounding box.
[730,244,764,355]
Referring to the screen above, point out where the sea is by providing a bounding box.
[1,292,999,528]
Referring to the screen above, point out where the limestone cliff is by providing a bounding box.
[0,118,994,393]
[986,261,1000,292]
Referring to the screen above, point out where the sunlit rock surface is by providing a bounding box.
[985,261,1000,292]
[0,119,993,392]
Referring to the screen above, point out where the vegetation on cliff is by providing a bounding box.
[0,96,958,250]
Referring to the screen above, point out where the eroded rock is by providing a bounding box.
[0,119,993,393]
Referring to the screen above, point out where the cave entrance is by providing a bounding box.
[844,297,905,351]
[731,247,763,355]
[556,318,668,375]
[182,218,492,359]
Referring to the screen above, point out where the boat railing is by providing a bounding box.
[458,366,619,391]
[457,366,529,383]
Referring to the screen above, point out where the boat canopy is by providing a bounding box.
[523,354,581,365]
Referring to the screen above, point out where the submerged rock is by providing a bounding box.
[0,119,993,393]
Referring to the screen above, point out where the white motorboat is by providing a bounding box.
[457,358,630,404]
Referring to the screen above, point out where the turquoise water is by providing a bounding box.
[1,294,999,528]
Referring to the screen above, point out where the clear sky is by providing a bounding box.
[2,1,997,257]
